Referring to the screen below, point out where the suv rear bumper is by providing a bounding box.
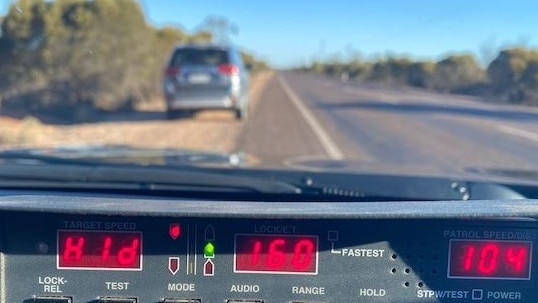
[165,86,245,111]
[167,97,237,110]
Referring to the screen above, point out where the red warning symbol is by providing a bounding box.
[169,223,181,240]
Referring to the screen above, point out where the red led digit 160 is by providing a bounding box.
[234,234,318,274]
[448,240,532,279]
[57,230,142,270]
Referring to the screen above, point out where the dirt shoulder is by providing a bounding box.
[0,72,274,152]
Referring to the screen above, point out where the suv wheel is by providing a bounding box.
[234,102,249,121]
[235,108,247,121]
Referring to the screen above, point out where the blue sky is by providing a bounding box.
[2,0,538,67]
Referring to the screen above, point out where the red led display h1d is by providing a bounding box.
[448,240,532,279]
[57,230,142,270]
[234,234,318,274]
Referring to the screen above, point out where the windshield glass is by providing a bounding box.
[171,48,229,66]
[1,0,538,178]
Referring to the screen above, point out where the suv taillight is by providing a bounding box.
[218,64,239,76]
[164,67,180,77]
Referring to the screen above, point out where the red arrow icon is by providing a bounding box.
[204,259,214,276]
[169,223,181,240]
[169,257,180,275]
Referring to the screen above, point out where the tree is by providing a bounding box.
[407,61,436,88]
[0,0,161,112]
[241,51,270,72]
[487,48,538,92]
[323,60,346,77]
[485,48,538,104]
[155,27,188,55]
[310,61,325,73]
[347,59,371,81]
[368,57,413,85]
[187,30,213,43]
[0,0,51,95]
[197,16,237,44]
[432,54,485,92]
[521,61,538,88]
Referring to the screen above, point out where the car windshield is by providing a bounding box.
[171,48,229,66]
[1,0,538,182]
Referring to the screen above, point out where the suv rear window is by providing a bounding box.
[170,48,229,66]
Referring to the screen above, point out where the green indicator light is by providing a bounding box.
[204,242,215,258]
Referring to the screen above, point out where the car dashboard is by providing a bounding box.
[0,192,537,303]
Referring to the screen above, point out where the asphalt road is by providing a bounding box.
[238,72,538,174]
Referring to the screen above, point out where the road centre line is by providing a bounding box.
[277,76,345,160]
[497,124,538,143]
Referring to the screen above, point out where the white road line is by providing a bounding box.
[277,76,345,160]
[497,124,538,143]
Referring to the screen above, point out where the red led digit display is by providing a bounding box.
[57,230,142,270]
[448,240,532,279]
[234,234,318,274]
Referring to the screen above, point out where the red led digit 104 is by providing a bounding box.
[448,240,532,279]
[234,234,318,274]
[57,230,142,270]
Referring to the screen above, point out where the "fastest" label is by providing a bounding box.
[341,248,385,257]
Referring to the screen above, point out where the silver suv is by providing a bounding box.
[163,44,250,120]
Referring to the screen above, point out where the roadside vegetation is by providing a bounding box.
[0,0,269,121]
[298,48,538,106]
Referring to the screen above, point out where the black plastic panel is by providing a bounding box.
[0,194,537,303]
[1,212,537,303]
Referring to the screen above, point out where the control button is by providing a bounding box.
[163,299,201,303]
[98,297,137,303]
[169,257,180,275]
[31,296,72,303]
[472,289,484,300]
[203,259,215,276]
